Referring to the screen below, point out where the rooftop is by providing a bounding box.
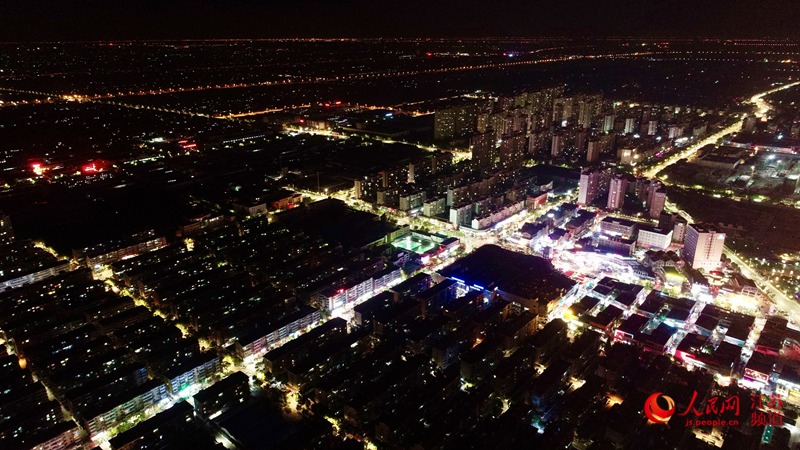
[440,245,574,303]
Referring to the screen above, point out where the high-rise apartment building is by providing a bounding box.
[587,139,601,163]
[434,103,479,141]
[551,133,565,158]
[577,100,595,128]
[578,168,610,206]
[470,132,497,169]
[672,215,688,243]
[498,133,526,170]
[602,115,615,133]
[683,224,726,271]
[0,213,12,244]
[606,174,628,211]
[668,125,683,139]
[624,118,637,134]
[647,181,667,218]
[647,120,658,136]
[575,129,588,153]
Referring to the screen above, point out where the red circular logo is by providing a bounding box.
[644,392,675,424]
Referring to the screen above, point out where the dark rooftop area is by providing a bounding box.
[440,244,574,304]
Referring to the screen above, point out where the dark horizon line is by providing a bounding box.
[2,36,800,44]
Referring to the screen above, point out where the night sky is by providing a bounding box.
[2,0,800,41]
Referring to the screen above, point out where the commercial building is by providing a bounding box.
[469,200,526,230]
[313,267,402,313]
[441,245,574,320]
[597,235,636,256]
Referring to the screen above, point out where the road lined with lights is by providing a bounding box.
[724,249,798,320]
[0,49,668,108]
[3,49,797,112]
[749,81,800,119]
[640,122,742,178]
[659,81,800,319]
[71,50,665,99]
[641,81,800,179]
[281,125,472,162]
[214,104,312,119]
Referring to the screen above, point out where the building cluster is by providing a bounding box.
[570,164,732,277]
[2,223,783,450]
[75,230,168,274]
[354,151,551,230]
[518,203,595,251]
[435,87,562,146]
[106,400,223,449]
[198,181,303,219]
[581,278,748,366]
[577,168,667,218]
[745,316,800,403]
[0,194,424,447]
[0,337,82,449]
[1,157,120,189]
[434,89,723,168]
[0,269,223,445]
[565,275,800,425]
[594,213,681,255]
[353,151,454,209]
[5,39,800,450]
[595,215,726,283]
[0,215,76,294]
[0,241,72,292]
[265,245,583,448]
[655,98,800,304]
[267,261,795,449]
[111,199,412,355]
[730,99,800,155]
[516,178,731,294]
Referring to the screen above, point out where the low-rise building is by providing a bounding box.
[636,225,673,250]
[599,217,638,238]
